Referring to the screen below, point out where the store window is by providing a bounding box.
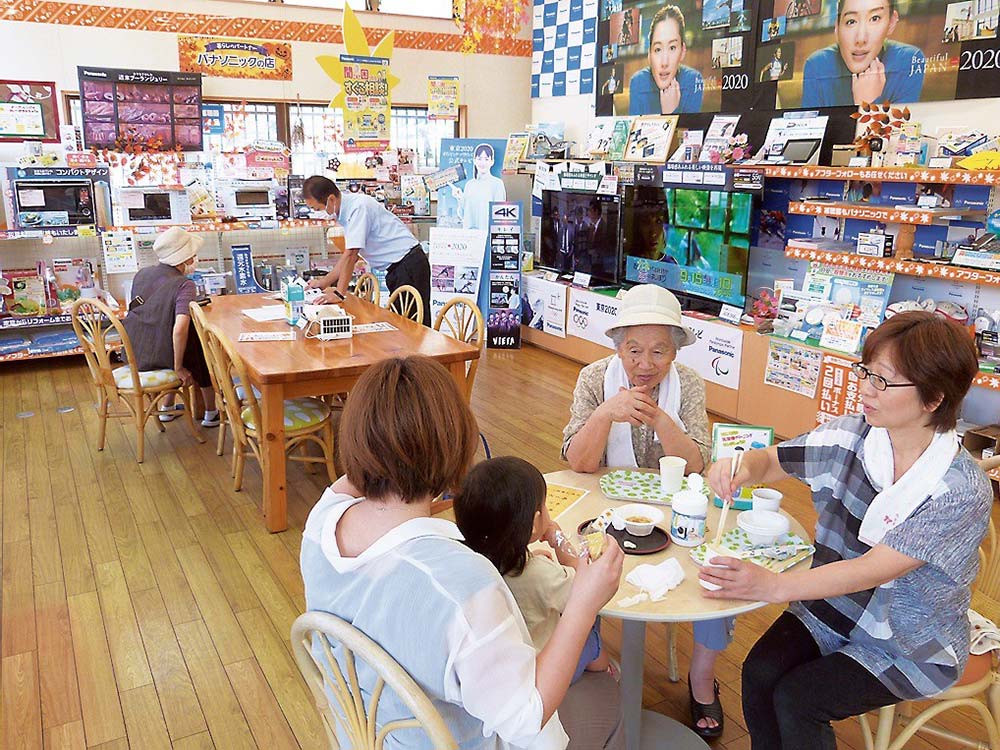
[202,102,280,152]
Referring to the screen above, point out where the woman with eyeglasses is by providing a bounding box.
[704,311,991,749]
[562,284,730,738]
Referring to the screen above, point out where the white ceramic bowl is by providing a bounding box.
[737,510,790,546]
[614,503,665,537]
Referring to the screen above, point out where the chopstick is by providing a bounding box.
[714,448,744,546]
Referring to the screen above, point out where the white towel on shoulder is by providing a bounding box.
[603,356,684,468]
[859,426,958,546]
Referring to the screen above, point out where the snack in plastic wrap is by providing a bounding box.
[585,532,605,561]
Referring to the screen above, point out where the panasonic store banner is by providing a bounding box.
[521,274,568,338]
[675,316,742,390]
[566,288,622,349]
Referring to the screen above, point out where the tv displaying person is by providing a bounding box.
[801,0,925,108]
[629,5,704,115]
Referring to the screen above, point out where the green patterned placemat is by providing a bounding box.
[690,528,814,573]
[599,469,709,506]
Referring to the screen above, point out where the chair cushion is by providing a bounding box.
[113,367,180,390]
[241,397,330,431]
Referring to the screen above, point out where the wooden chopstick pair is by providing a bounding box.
[713,447,744,547]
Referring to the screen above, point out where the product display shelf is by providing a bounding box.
[758,164,1000,186]
[0,226,99,241]
[105,218,340,234]
[0,345,90,364]
[784,246,1000,287]
[787,201,986,226]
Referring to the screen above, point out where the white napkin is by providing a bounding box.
[604,355,685,468]
[625,558,685,601]
[970,610,1000,656]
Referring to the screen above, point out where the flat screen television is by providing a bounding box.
[622,186,753,309]
[539,190,622,285]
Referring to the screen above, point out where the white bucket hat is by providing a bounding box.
[605,284,696,347]
[154,226,203,267]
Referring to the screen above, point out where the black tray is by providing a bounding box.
[578,518,671,555]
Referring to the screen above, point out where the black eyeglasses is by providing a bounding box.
[851,363,916,392]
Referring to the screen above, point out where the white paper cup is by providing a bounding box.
[751,488,783,513]
[659,455,686,493]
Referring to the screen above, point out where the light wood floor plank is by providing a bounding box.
[45,720,86,750]
[135,521,200,626]
[2,539,36,656]
[120,684,172,750]
[2,651,43,750]
[94,561,153,692]
[188,514,261,614]
[226,531,300,649]
[54,503,97,597]
[170,731,215,750]
[66,590,125,747]
[235,608,325,748]
[25,369,61,586]
[175,544,253,665]
[174,619,256,750]
[131,587,208,741]
[2,372,29,544]
[35,580,82,730]
[225,659,300,750]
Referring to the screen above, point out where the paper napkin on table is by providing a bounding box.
[625,558,685,601]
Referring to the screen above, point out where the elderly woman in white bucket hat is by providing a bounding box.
[121,226,218,426]
[561,284,728,738]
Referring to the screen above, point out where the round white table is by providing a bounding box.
[545,469,813,750]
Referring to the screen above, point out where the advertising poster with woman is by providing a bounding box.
[755,0,1000,110]
[595,0,757,116]
[436,139,508,231]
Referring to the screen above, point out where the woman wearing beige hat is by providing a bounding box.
[561,283,728,738]
[122,226,218,425]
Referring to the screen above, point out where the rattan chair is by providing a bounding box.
[71,297,204,463]
[433,297,484,402]
[386,285,424,324]
[354,273,380,305]
[204,323,336,491]
[291,611,457,750]
[860,507,1000,750]
[188,301,228,457]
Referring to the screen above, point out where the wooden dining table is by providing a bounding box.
[202,292,480,532]
[545,469,813,750]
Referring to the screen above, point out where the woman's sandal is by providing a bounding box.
[688,677,724,739]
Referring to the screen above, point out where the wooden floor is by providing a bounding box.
[0,345,994,749]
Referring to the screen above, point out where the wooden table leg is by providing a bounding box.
[259,383,288,533]
[447,361,470,402]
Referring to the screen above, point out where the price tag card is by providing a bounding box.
[237,331,297,342]
[572,271,592,287]
[718,304,743,325]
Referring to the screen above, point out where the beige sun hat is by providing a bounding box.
[154,226,204,267]
[605,284,697,347]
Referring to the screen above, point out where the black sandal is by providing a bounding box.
[688,677,724,739]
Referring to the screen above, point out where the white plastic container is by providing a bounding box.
[737,510,790,546]
[613,503,664,537]
[750,488,783,512]
[669,489,708,547]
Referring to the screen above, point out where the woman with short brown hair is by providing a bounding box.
[704,311,991,749]
[301,356,627,749]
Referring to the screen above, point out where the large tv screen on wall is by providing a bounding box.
[621,185,753,308]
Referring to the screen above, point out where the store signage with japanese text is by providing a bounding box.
[340,54,391,152]
[179,36,292,81]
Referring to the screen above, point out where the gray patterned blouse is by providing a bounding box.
[777,414,992,699]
